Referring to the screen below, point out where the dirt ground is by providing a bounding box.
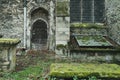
[16,50,56,71]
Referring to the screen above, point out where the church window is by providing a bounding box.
[70,0,105,23]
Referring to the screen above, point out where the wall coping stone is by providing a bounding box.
[70,23,106,29]
[0,38,21,46]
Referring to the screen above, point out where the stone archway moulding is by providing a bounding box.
[28,6,49,19]
[31,18,49,30]
[31,19,49,49]
[27,6,50,49]
[27,2,55,50]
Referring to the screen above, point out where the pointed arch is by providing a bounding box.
[31,19,48,49]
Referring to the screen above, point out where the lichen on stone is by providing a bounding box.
[50,63,120,78]
[0,38,20,45]
[70,23,106,29]
[56,1,69,16]
[75,35,112,47]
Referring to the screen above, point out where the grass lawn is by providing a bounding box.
[0,50,56,80]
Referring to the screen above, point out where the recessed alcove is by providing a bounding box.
[30,7,49,50]
[31,20,48,49]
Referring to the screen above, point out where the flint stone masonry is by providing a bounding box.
[0,39,20,71]
[106,0,120,45]
[0,0,23,47]
[0,0,120,51]
[0,0,56,50]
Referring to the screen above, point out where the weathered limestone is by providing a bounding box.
[69,52,120,62]
[56,17,70,45]
[0,39,20,71]
[55,47,120,62]
[56,0,70,46]
[27,0,56,50]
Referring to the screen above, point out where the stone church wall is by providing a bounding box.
[0,0,120,50]
[55,0,120,47]
[106,0,120,45]
[26,0,56,50]
[0,0,56,50]
[0,0,24,47]
[56,0,70,45]
[56,17,70,45]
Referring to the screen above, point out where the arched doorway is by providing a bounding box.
[29,7,49,50]
[31,19,48,49]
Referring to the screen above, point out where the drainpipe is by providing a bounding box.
[80,0,83,22]
[92,0,95,23]
[24,0,27,49]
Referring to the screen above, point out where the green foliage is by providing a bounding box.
[73,76,78,80]
[89,76,97,80]
[51,77,56,80]
[6,66,43,80]
[56,1,69,16]
[50,63,120,78]
[70,23,105,29]
[0,60,53,80]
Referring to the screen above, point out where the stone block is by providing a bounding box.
[56,31,69,40]
[56,41,68,45]
[2,66,8,72]
[0,38,20,72]
[2,61,10,66]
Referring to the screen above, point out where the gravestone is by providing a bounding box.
[0,38,20,72]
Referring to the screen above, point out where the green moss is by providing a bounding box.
[70,48,120,52]
[70,23,106,29]
[56,44,66,50]
[50,63,120,78]
[56,1,69,16]
[0,38,20,45]
[75,36,112,47]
